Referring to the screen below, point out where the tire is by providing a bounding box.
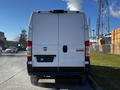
[79,75,87,85]
[55,79,64,83]
[30,76,39,85]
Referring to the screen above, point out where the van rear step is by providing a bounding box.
[31,67,85,72]
[28,67,87,79]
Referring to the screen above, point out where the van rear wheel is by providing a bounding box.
[79,75,87,85]
[55,79,64,83]
[30,76,39,85]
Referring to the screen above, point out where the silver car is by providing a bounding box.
[0,47,2,54]
[5,46,18,53]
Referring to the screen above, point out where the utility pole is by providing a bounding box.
[92,29,95,39]
[106,0,110,34]
[96,0,110,39]
[88,17,92,38]
[96,0,101,39]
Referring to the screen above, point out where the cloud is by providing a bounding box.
[63,0,83,11]
[109,4,120,18]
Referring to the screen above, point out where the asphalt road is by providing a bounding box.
[0,52,93,90]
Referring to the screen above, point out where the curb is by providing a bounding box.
[88,75,103,90]
[0,54,26,57]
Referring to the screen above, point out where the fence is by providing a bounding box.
[90,44,120,55]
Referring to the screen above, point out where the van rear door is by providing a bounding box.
[32,13,59,67]
[59,13,85,67]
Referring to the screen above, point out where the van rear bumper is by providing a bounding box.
[27,63,90,78]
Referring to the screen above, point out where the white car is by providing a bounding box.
[5,46,18,53]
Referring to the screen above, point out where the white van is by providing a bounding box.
[27,10,90,85]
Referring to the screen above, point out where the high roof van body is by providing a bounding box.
[27,10,90,85]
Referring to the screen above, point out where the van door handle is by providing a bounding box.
[63,45,68,53]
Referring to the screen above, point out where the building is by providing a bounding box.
[0,31,7,49]
[7,41,18,47]
[111,28,120,55]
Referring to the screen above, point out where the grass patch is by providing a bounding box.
[90,52,120,90]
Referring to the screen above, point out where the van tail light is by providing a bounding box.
[27,41,32,61]
[85,40,90,62]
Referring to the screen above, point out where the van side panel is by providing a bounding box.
[59,13,85,67]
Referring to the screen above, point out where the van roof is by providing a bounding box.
[32,10,84,14]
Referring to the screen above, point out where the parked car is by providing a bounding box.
[27,10,90,85]
[0,47,2,54]
[5,46,18,53]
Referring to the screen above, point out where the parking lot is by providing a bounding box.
[0,52,94,90]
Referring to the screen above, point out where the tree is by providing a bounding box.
[19,30,27,43]
[18,29,27,50]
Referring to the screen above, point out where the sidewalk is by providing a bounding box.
[1,51,27,56]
